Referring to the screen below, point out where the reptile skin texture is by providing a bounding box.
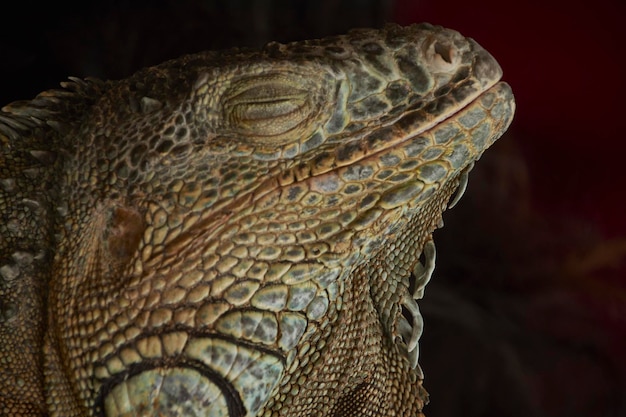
[0,23,514,416]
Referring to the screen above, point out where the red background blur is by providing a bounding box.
[395,0,626,238]
[394,1,626,416]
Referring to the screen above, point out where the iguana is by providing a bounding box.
[0,23,514,416]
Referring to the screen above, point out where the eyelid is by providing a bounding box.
[227,82,307,104]
[221,72,326,145]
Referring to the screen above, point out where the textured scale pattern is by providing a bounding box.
[0,24,514,416]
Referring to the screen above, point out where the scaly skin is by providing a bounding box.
[0,24,514,416]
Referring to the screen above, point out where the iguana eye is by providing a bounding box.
[222,74,320,144]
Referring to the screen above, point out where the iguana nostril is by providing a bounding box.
[434,41,453,64]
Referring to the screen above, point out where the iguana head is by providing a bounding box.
[5,23,513,416]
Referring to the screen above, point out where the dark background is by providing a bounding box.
[1,1,624,416]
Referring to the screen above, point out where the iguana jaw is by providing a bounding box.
[367,79,514,377]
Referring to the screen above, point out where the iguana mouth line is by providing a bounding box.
[383,77,504,144]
